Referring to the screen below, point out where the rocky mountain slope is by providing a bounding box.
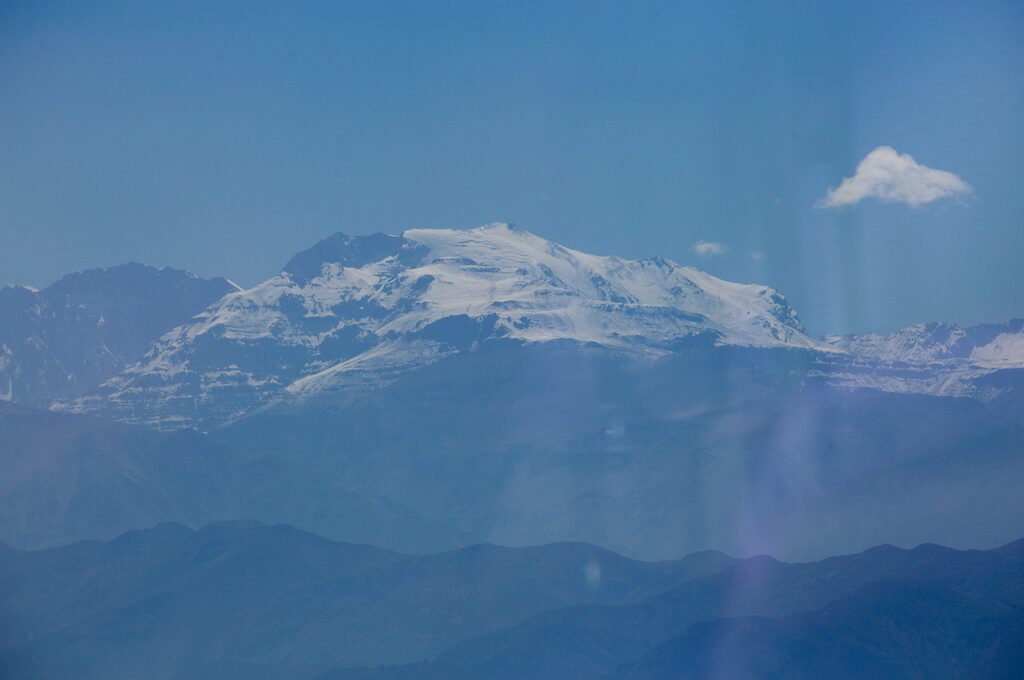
[0,263,237,406]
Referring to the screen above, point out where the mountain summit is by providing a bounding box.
[65,224,829,428]
[46,224,1024,430]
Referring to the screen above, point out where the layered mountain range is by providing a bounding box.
[2,224,1023,561]
[0,223,1014,430]
[2,522,1021,680]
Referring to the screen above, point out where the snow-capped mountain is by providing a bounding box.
[0,263,238,406]
[63,223,831,428]
[822,318,1024,398]
[16,224,1019,430]
[6,226,1024,563]
[826,319,1024,366]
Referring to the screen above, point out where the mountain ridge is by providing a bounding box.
[0,262,238,406]
[27,224,887,428]
[4,521,1019,680]
[2,224,1018,429]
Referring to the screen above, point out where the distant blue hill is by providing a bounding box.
[1,522,1020,680]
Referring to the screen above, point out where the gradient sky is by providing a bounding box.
[1,0,1022,335]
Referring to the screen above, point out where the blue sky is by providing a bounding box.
[1,0,1022,335]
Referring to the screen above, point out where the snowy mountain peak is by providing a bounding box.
[282,231,428,282]
[392,222,818,348]
[64,224,834,428]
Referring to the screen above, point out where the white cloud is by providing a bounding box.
[691,240,728,257]
[818,146,971,208]
[751,251,765,261]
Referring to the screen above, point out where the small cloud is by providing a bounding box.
[691,240,728,257]
[818,146,971,209]
[751,251,765,261]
